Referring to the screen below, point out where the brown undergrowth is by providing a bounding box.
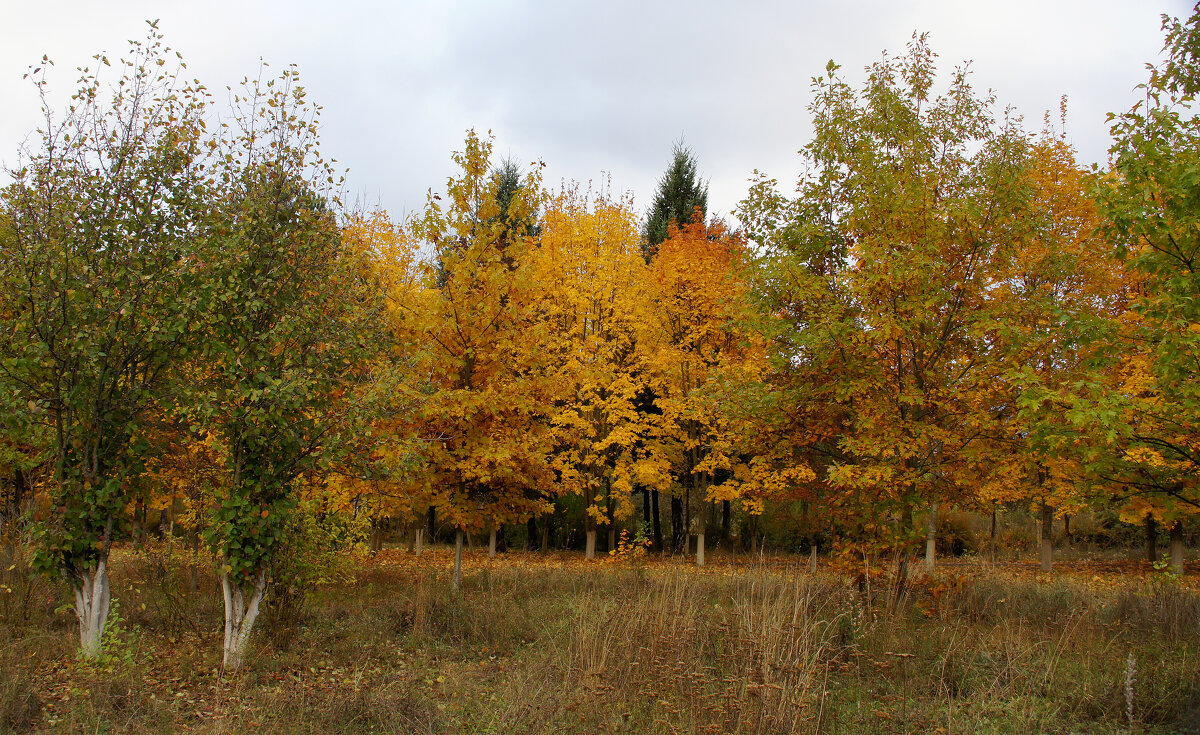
[1,546,1198,734]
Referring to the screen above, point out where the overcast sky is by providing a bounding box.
[1,1,1193,224]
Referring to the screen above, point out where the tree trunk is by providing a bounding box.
[1063,514,1073,546]
[16,467,28,512]
[925,502,939,572]
[809,540,817,573]
[158,500,174,537]
[651,490,662,552]
[72,560,112,659]
[990,503,998,563]
[721,500,731,545]
[132,497,146,547]
[370,518,384,552]
[407,523,416,553]
[221,568,267,671]
[526,516,539,551]
[540,515,550,552]
[453,528,464,589]
[744,513,759,553]
[683,489,691,554]
[889,552,910,615]
[607,525,616,554]
[1145,514,1158,564]
[585,508,599,560]
[427,507,436,544]
[696,531,705,567]
[170,497,184,536]
[3,468,28,529]
[488,525,497,558]
[1040,502,1054,573]
[642,488,651,530]
[670,496,684,555]
[188,532,201,595]
[1170,520,1185,575]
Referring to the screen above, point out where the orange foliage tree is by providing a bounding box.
[985,133,1129,571]
[333,210,435,552]
[648,218,768,563]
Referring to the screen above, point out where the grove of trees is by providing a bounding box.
[3,9,1200,665]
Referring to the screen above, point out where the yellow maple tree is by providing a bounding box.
[534,185,672,558]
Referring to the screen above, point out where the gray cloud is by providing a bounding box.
[2,0,1191,225]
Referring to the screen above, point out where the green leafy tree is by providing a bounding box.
[739,35,1033,590]
[491,157,542,238]
[0,207,49,558]
[0,27,208,657]
[196,68,386,670]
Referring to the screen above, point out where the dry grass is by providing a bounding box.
[1,546,1198,733]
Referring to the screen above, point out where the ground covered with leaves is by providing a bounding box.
[3,546,1199,734]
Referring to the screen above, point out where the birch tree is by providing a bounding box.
[0,25,208,657]
[196,67,384,670]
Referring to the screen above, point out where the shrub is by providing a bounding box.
[262,500,370,650]
[123,534,215,641]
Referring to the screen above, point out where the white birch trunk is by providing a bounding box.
[696,531,705,567]
[585,529,596,560]
[415,527,424,557]
[221,568,267,671]
[72,559,112,659]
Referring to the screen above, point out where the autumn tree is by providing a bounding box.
[408,132,555,586]
[535,185,672,559]
[739,36,1033,589]
[982,132,1127,572]
[649,219,765,562]
[632,143,710,550]
[0,27,209,657]
[1033,7,1200,574]
[336,210,432,553]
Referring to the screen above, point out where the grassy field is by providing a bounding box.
[2,545,1199,734]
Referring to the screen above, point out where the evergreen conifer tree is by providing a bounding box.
[642,141,708,261]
